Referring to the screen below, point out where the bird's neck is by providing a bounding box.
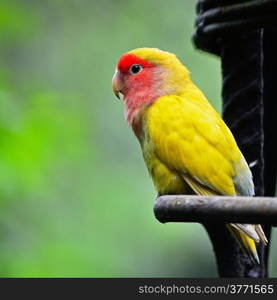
[124,92,157,126]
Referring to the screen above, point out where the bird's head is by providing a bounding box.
[112,48,190,123]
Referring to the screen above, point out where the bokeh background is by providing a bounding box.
[0,0,276,277]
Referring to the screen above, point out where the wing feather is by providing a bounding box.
[182,173,217,196]
[144,93,267,253]
[146,94,239,195]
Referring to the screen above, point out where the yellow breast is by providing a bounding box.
[141,141,189,195]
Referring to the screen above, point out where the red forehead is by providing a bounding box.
[117,53,154,73]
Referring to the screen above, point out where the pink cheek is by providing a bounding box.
[126,70,153,93]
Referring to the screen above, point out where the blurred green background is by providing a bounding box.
[0,0,276,277]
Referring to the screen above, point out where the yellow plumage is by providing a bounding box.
[114,48,267,263]
[144,94,238,195]
[142,93,261,259]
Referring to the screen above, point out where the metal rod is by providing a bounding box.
[154,195,277,226]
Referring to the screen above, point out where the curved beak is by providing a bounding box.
[112,70,124,100]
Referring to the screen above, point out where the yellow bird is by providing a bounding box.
[112,47,267,263]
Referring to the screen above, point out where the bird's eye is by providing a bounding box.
[130,64,142,75]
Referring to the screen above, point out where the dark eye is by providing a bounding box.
[130,64,142,74]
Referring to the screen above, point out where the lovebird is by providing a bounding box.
[112,48,267,263]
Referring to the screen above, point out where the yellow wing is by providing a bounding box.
[145,93,241,196]
[143,93,267,262]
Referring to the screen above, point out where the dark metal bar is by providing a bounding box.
[262,26,277,274]
[154,195,277,225]
[195,0,277,26]
[193,0,277,55]
[220,29,267,278]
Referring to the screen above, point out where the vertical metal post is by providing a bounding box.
[220,29,267,277]
[263,27,277,273]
